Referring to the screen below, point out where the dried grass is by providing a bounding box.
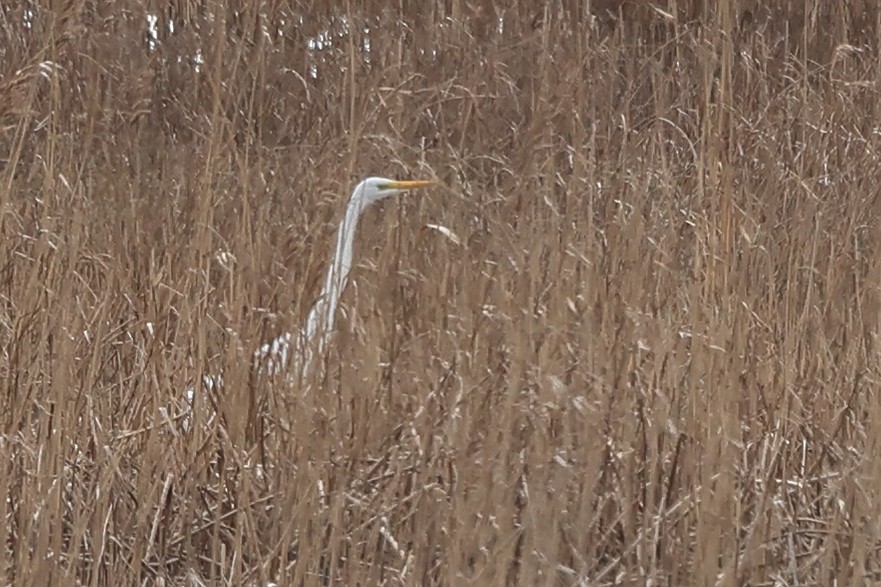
[3,1,881,585]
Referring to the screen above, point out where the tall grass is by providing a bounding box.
[3,1,881,585]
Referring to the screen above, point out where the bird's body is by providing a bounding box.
[195,177,435,397]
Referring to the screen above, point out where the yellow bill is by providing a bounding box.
[388,179,437,190]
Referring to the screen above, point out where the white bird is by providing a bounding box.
[253,176,436,378]
[191,177,436,399]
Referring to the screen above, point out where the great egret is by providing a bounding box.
[191,177,436,399]
[253,177,436,378]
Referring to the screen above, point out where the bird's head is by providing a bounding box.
[353,177,436,206]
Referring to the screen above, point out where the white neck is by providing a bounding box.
[300,195,367,363]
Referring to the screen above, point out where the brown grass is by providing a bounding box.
[3,1,881,585]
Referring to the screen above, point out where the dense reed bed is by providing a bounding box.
[3,1,881,584]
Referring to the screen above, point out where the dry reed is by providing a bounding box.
[3,1,881,585]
